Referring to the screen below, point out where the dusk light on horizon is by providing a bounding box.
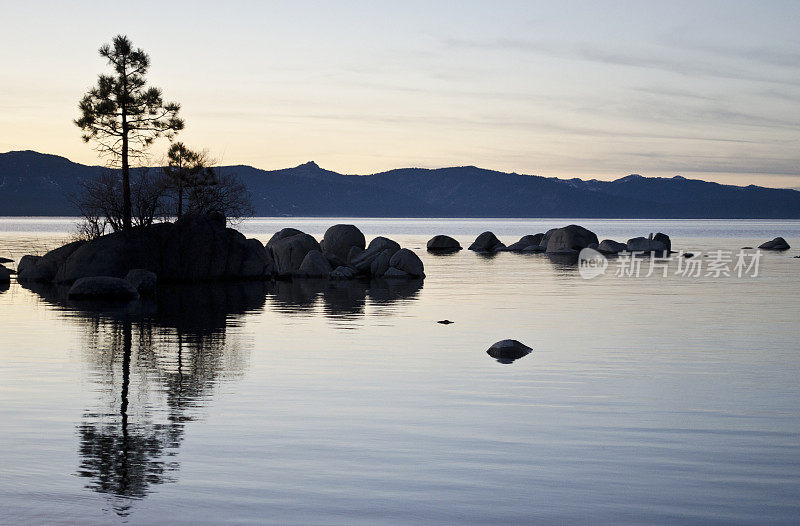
[1,0,799,187]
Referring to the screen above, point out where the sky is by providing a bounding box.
[0,0,799,187]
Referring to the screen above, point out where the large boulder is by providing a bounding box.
[55,230,160,283]
[759,237,791,251]
[486,339,532,364]
[269,232,321,277]
[538,228,557,248]
[468,232,505,252]
[53,214,274,283]
[321,224,366,261]
[597,239,627,254]
[295,250,332,278]
[125,269,157,296]
[545,225,599,253]
[653,233,672,252]
[68,276,140,301]
[387,249,425,278]
[427,235,462,252]
[504,234,545,252]
[0,265,11,282]
[18,240,85,282]
[266,228,306,249]
[350,237,401,273]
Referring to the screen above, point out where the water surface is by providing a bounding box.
[1,218,799,524]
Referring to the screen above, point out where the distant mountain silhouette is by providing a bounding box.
[2,150,799,218]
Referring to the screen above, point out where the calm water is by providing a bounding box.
[1,217,799,525]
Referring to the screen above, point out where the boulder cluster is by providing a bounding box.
[449,225,673,256]
[14,216,424,300]
[268,224,424,280]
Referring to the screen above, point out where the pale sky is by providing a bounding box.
[1,0,799,187]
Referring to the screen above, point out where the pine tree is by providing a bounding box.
[75,35,184,231]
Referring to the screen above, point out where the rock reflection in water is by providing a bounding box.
[267,278,423,320]
[18,277,422,517]
[20,281,265,517]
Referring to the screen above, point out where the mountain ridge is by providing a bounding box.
[1,150,799,218]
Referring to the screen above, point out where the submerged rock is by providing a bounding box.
[468,231,505,252]
[68,276,140,300]
[545,225,599,253]
[759,237,791,251]
[486,339,532,364]
[427,235,462,252]
[437,319,454,324]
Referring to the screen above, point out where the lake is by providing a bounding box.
[1,217,799,525]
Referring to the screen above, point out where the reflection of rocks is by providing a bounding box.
[68,276,140,300]
[267,277,422,318]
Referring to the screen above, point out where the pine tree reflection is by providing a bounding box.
[19,278,421,516]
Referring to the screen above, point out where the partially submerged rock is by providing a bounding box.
[330,265,357,280]
[545,225,599,253]
[468,231,505,252]
[321,224,366,261]
[350,237,401,273]
[486,339,532,364]
[294,250,332,278]
[626,234,668,254]
[388,249,425,278]
[427,235,462,252]
[504,234,545,252]
[17,241,85,282]
[759,237,791,251]
[0,265,11,282]
[68,276,140,301]
[0,257,12,264]
[269,232,321,277]
[597,239,627,254]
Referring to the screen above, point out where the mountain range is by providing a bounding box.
[1,150,799,218]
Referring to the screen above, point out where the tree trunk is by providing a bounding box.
[177,181,183,219]
[121,112,132,231]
